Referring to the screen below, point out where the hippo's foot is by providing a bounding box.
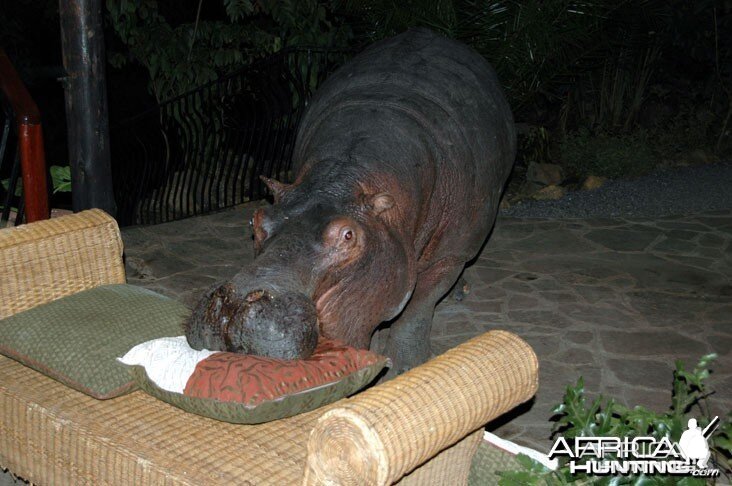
[449,276,470,301]
[380,258,466,381]
[382,325,432,381]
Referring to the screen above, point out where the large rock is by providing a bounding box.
[582,175,607,191]
[532,185,565,200]
[526,162,564,186]
[517,181,544,199]
[677,148,717,167]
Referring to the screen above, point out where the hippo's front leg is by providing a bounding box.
[382,257,466,378]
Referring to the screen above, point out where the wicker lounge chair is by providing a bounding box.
[0,209,538,485]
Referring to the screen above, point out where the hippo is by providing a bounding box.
[185,28,516,375]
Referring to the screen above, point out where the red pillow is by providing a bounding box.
[184,339,385,406]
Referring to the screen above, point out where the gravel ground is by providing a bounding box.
[500,161,732,219]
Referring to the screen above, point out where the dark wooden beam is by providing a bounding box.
[59,0,116,216]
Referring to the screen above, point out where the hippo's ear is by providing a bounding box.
[367,192,395,216]
[260,176,291,203]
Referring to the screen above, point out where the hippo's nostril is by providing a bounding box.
[245,289,271,304]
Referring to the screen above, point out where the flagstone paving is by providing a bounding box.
[121,203,732,453]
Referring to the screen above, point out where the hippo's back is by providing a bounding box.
[293,29,516,191]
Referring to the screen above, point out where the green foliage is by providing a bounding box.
[554,1,671,134]
[0,178,22,198]
[106,0,350,102]
[1,166,71,210]
[559,39,663,135]
[107,0,258,101]
[498,354,731,485]
[342,1,730,152]
[560,99,717,177]
[646,98,717,162]
[105,0,730,168]
[105,1,730,143]
[716,417,732,473]
[341,0,627,110]
[257,0,351,48]
[560,128,656,179]
[108,0,674,115]
[519,126,552,166]
[663,1,732,153]
[49,166,72,194]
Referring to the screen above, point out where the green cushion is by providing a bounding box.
[126,357,388,424]
[0,284,188,399]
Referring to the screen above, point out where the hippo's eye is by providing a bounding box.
[324,220,360,251]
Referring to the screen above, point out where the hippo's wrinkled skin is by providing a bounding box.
[185,28,516,375]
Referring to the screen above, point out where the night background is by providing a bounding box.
[1,2,732,484]
[1,0,731,223]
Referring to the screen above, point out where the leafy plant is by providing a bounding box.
[340,0,631,111]
[498,354,732,485]
[107,0,673,115]
[0,177,22,198]
[1,165,71,210]
[106,0,351,102]
[661,1,732,154]
[558,40,663,135]
[560,128,656,179]
[645,100,717,164]
[107,0,258,101]
[518,125,552,166]
[49,166,72,194]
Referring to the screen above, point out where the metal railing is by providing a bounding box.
[111,47,352,226]
[0,49,49,227]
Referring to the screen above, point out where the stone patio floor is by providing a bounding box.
[121,203,732,453]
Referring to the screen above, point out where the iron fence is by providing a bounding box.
[111,47,352,226]
[0,95,24,228]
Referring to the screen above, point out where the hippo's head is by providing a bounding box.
[185,171,416,359]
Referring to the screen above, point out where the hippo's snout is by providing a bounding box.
[185,283,319,360]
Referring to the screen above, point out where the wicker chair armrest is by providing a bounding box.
[0,209,125,318]
[304,330,538,486]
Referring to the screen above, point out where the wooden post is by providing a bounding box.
[58,0,117,216]
[18,124,50,223]
[0,50,50,223]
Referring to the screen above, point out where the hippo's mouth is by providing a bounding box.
[186,284,319,360]
[312,283,375,350]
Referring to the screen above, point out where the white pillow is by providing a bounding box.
[118,336,215,393]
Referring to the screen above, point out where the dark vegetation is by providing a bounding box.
[103,0,732,182]
[499,354,732,484]
[1,0,731,203]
